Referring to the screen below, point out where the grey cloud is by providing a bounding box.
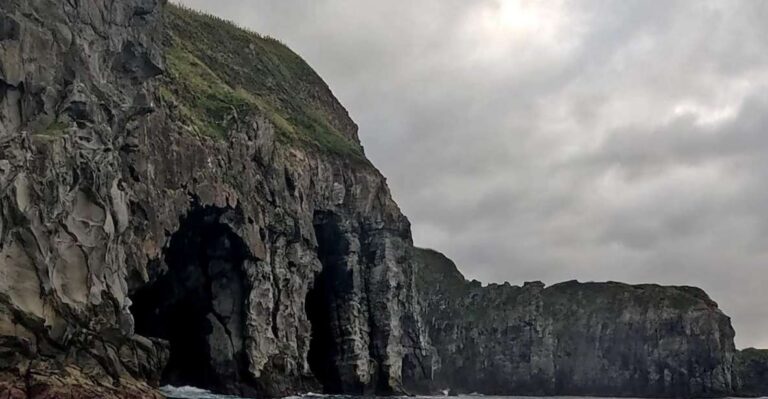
[176,0,768,349]
[582,94,768,174]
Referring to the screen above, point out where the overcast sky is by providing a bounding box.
[175,0,768,349]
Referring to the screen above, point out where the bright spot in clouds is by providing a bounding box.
[462,0,581,62]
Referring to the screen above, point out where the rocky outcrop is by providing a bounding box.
[735,348,768,397]
[415,248,739,397]
[0,0,169,397]
[0,1,432,397]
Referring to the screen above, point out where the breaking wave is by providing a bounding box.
[160,385,242,399]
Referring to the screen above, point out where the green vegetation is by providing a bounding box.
[163,4,366,161]
[541,281,710,315]
[663,291,701,310]
[34,120,68,138]
[162,45,254,138]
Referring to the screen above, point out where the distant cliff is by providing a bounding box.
[0,1,765,398]
[415,248,745,397]
[735,348,768,396]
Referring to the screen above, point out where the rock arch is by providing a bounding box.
[129,205,251,393]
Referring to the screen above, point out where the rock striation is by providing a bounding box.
[0,1,432,397]
[0,1,766,398]
[414,248,742,398]
[0,0,169,397]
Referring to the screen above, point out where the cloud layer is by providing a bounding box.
[176,0,768,348]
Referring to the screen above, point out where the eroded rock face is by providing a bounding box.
[415,248,738,397]
[0,0,433,397]
[0,0,168,397]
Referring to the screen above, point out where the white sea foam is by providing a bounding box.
[160,385,241,399]
[160,386,338,399]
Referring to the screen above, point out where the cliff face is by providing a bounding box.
[415,248,738,398]
[735,348,768,397]
[0,1,432,397]
[1,0,169,397]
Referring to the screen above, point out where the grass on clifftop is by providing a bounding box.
[162,4,366,161]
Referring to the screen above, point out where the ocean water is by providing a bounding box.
[159,387,587,399]
[160,386,605,399]
[159,386,763,399]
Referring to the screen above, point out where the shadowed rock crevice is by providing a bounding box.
[306,211,362,394]
[129,205,250,394]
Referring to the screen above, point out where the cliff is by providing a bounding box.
[0,1,431,397]
[414,248,741,397]
[0,1,765,398]
[735,348,768,396]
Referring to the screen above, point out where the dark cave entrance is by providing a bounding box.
[129,206,249,393]
[305,211,358,394]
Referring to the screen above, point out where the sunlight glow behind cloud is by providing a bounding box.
[461,0,582,63]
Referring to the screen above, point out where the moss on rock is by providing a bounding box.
[162,4,366,161]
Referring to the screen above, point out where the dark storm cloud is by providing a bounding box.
[175,0,768,348]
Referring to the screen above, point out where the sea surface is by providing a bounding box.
[160,385,764,399]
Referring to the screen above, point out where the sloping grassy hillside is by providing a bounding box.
[161,4,366,161]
